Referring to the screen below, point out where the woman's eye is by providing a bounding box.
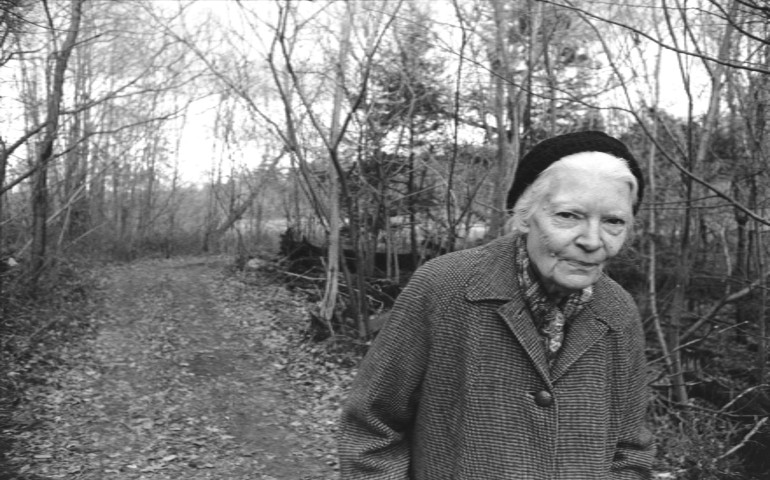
[605,217,627,227]
[556,211,577,220]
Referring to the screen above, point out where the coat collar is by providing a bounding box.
[464,234,624,331]
[464,234,521,302]
[463,234,625,384]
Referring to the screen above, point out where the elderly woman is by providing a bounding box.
[339,131,654,479]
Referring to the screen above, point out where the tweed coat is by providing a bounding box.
[338,234,654,480]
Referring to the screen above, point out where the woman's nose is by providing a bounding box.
[576,220,602,251]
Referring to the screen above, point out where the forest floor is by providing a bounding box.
[1,256,358,480]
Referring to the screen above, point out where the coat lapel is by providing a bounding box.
[464,235,620,384]
[550,306,610,382]
[465,235,553,386]
[497,300,552,386]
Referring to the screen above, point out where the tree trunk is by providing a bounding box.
[319,3,354,336]
[487,0,516,239]
[755,44,769,383]
[646,48,674,382]
[664,0,739,404]
[29,0,84,289]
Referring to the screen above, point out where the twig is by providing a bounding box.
[681,274,770,342]
[719,385,770,414]
[649,322,747,365]
[714,416,769,461]
[283,272,325,282]
[654,399,767,421]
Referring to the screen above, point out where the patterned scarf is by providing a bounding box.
[513,234,593,369]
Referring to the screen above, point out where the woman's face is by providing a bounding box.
[521,154,634,297]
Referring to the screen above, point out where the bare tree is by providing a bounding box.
[28,0,83,287]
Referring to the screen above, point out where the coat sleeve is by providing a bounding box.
[612,307,655,479]
[338,266,438,479]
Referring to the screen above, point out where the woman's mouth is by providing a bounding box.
[566,259,601,269]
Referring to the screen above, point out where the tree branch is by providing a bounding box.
[680,273,770,342]
[715,416,769,461]
[539,0,770,75]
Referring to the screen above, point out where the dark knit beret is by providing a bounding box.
[506,130,644,213]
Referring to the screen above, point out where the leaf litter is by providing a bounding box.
[4,256,360,479]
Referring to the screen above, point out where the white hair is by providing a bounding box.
[506,151,639,234]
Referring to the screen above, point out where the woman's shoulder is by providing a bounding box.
[592,275,642,330]
[415,235,514,282]
[595,275,635,303]
[407,246,485,293]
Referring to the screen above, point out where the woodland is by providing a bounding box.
[0,0,770,478]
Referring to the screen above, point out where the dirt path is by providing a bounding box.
[7,257,344,479]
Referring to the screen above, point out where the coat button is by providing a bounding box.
[534,390,554,407]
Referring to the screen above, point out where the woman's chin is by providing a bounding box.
[546,272,601,296]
